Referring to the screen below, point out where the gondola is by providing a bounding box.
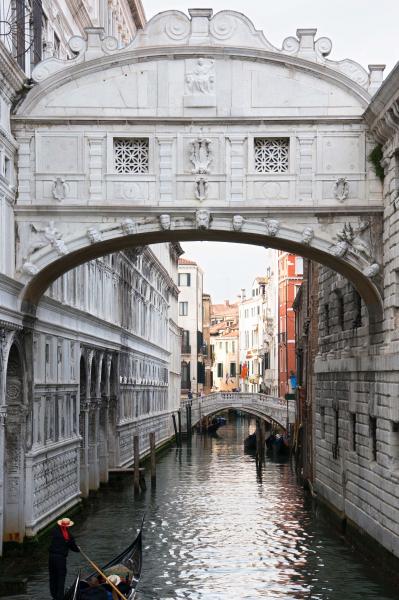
[65,518,143,600]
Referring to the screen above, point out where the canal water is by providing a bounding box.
[2,415,398,599]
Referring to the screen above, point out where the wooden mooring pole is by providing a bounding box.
[149,431,156,483]
[178,409,182,446]
[172,413,179,445]
[256,419,262,462]
[134,435,140,493]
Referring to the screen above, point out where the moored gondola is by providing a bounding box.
[65,518,143,600]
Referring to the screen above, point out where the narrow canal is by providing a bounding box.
[3,415,398,599]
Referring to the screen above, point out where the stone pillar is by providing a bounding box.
[88,399,101,490]
[79,400,90,497]
[88,135,105,203]
[297,135,315,203]
[157,137,175,205]
[228,136,246,202]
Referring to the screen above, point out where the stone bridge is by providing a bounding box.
[183,392,296,431]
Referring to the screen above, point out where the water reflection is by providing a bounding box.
[6,415,397,599]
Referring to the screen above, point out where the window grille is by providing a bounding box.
[254,138,289,173]
[114,138,149,174]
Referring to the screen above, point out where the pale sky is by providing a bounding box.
[144,1,398,302]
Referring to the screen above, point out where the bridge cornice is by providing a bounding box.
[17,44,372,117]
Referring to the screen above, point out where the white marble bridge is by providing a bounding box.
[182,392,296,431]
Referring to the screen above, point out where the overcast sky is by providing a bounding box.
[144,1,398,303]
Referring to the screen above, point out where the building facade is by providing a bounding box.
[239,276,279,395]
[177,258,205,396]
[278,252,304,398]
[202,293,213,394]
[210,300,239,392]
[0,0,184,553]
[293,260,319,483]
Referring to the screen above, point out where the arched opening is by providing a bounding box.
[88,357,99,490]
[107,356,118,470]
[79,354,89,497]
[98,357,108,483]
[3,344,25,544]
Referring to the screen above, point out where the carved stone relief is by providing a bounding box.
[195,177,209,202]
[232,215,244,232]
[87,228,102,244]
[302,227,314,246]
[51,177,68,202]
[159,214,171,230]
[195,209,211,230]
[334,177,349,203]
[190,138,212,174]
[265,219,280,237]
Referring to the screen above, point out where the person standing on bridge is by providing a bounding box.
[48,517,80,600]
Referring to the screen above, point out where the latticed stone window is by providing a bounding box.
[114,138,149,173]
[254,138,289,173]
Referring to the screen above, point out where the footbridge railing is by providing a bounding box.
[181,392,296,431]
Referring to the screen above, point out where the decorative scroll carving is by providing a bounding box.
[265,219,280,237]
[195,177,209,202]
[185,59,215,95]
[52,177,68,201]
[334,177,349,203]
[190,138,212,174]
[195,209,211,230]
[159,214,171,230]
[232,215,244,232]
[22,222,68,274]
[301,227,314,246]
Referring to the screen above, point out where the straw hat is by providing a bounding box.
[108,575,121,586]
[57,517,74,527]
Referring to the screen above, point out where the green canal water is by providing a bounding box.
[2,415,398,599]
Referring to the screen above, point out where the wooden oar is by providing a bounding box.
[78,546,127,600]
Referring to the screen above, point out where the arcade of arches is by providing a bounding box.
[1,7,399,566]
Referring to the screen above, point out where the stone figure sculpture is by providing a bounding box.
[195,209,211,230]
[363,263,380,278]
[159,214,171,230]
[302,227,314,245]
[266,219,280,237]
[28,221,68,256]
[121,218,137,235]
[186,59,215,95]
[87,227,102,244]
[330,221,372,260]
[232,215,244,232]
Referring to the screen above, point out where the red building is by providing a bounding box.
[278,252,303,397]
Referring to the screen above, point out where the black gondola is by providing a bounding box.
[65,519,143,600]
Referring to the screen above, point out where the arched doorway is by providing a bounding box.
[3,344,25,543]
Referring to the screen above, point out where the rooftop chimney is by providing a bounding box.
[225,299,229,306]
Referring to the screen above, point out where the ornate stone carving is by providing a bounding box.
[301,227,314,245]
[159,214,171,230]
[232,215,244,232]
[24,221,68,265]
[22,262,39,276]
[334,177,349,203]
[87,227,102,244]
[330,221,372,260]
[190,138,212,174]
[195,209,211,230]
[363,263,380,278]
[195,177,209,202]
[185,59,215,95]
[265,219,280,237]
[0,406,7,426]
[121,218,137,235]
[51,177,68,201]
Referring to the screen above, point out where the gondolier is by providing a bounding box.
[49,517,80,600]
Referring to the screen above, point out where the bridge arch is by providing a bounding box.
[19,225,382,327]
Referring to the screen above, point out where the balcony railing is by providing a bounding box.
[181,344,191,354]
